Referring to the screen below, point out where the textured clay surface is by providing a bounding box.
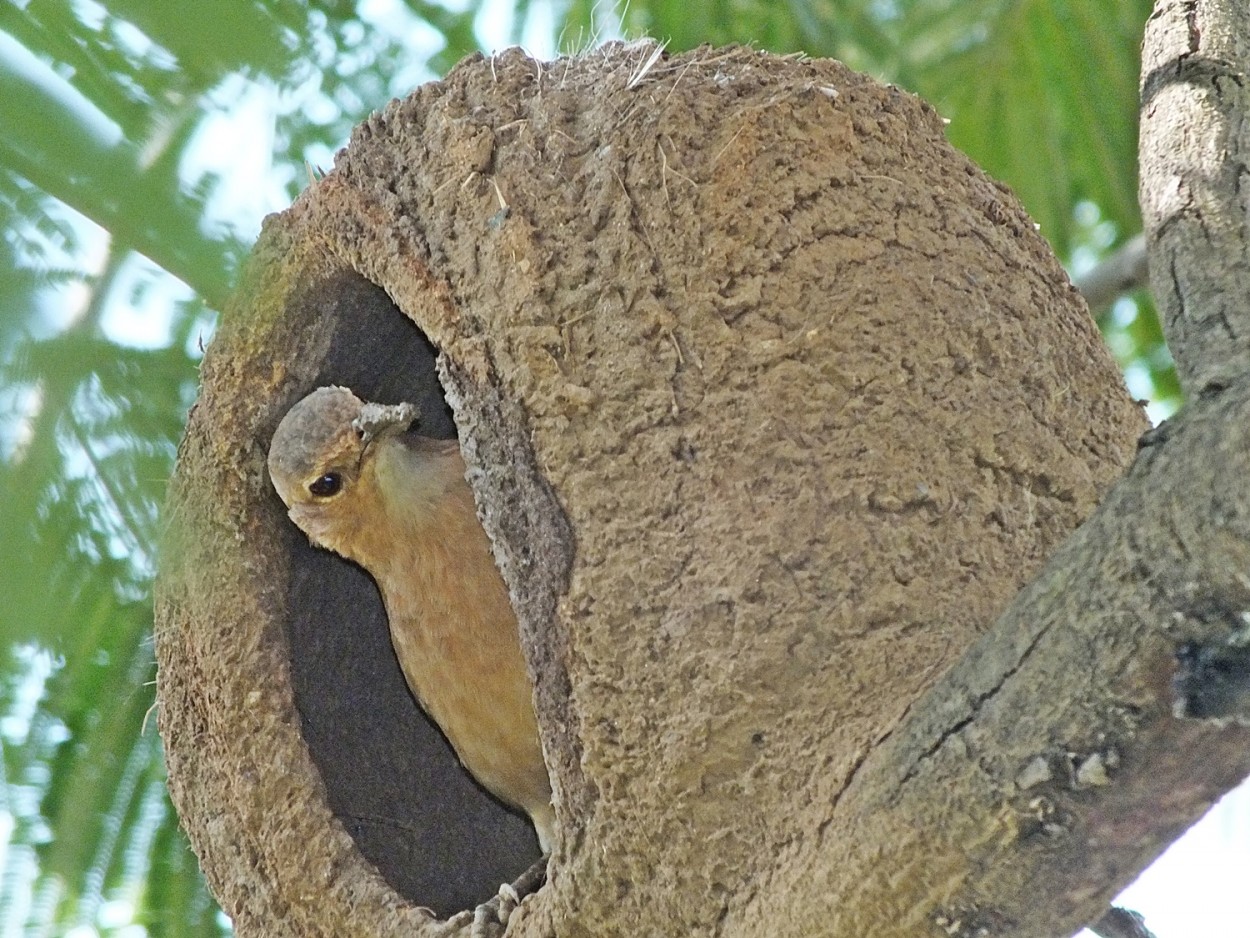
[156,43,1146,937]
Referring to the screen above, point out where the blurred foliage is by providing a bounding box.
[0,0,1168,934]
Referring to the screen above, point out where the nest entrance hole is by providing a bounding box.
[278,270,541,916]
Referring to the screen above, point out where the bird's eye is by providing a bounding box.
[308,472,342,498]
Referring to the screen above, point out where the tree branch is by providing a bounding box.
[734,371,1250,938]
[1074,233,1149,312]
[1140,0,1250,393]
[1090,907,1158,938]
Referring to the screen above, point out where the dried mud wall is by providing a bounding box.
[156,43,1146,937]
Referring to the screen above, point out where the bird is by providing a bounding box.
[267,385,554,853]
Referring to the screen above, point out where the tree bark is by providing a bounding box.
[156,25,1250,938]
[1141,0,1250,393]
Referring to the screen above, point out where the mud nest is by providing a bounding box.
[155,42,1145,937]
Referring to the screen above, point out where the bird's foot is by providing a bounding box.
[468,856,549,937]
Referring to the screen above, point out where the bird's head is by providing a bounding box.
[267,385,418,561]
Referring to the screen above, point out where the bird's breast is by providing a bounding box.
[372,469,550,817]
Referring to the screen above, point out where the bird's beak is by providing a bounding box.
[352,401,420,454]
